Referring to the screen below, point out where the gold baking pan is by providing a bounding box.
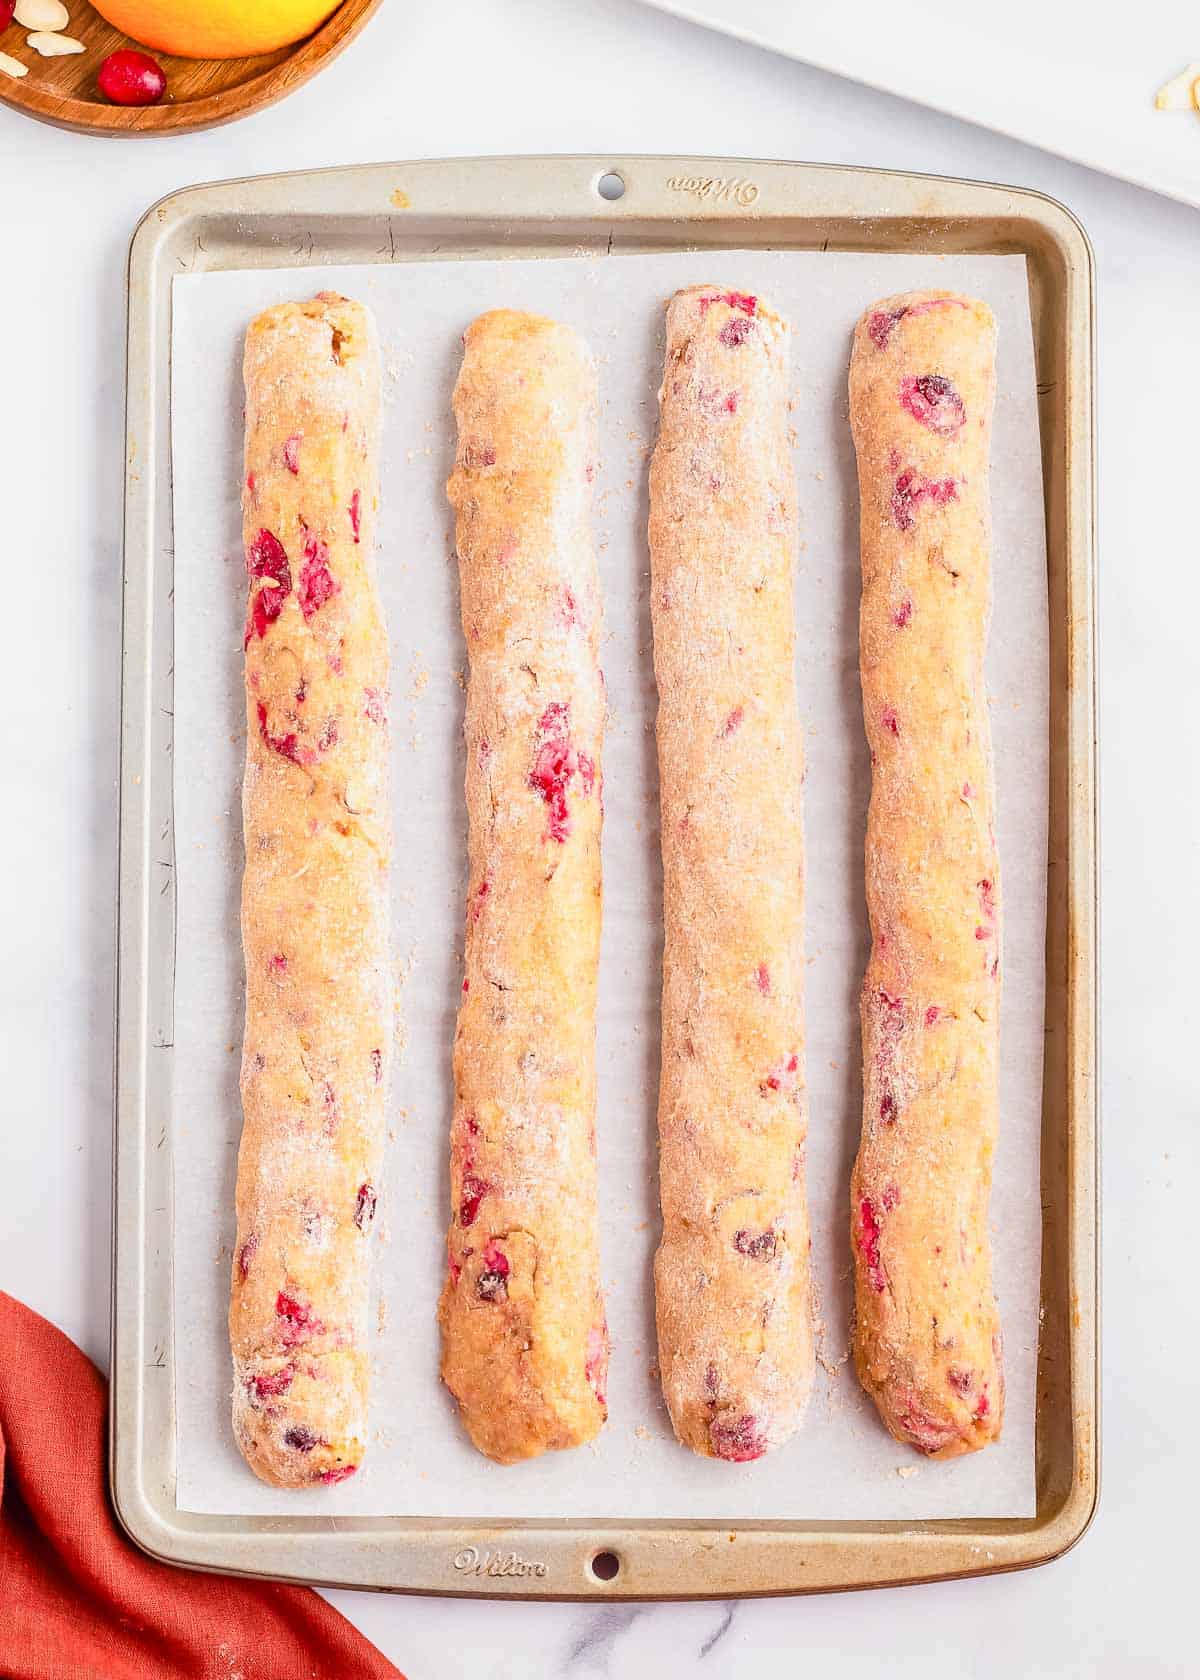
[112,155,1097,1598]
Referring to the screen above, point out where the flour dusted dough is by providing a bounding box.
[848,290,1003,1458]
[439,309,608,1464]
[229,293,390,1488]
[650,286,814,1462]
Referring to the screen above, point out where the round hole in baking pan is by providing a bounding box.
[595,171,626,201]
[590,1549,621,1582]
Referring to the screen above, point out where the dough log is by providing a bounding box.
[229,293,390,1488]
[650,286,814,1463]
[439,309,608,1464]
[848,290,1003,1458]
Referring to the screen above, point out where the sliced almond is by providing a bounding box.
[27,30,84,55]
[0,51,29,78]
[1154,62,1200,110]
[14,0,69,28]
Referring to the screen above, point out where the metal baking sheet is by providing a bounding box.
[112,155,1097,1598]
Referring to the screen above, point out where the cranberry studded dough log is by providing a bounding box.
[439,309,609,1464]
[229,294,390,1488]
[848,290,1004,1458]
[650,286,814,1463]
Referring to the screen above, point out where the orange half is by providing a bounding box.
[89,0,345,60]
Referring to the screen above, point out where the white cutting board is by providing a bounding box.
[642,0,1200,209]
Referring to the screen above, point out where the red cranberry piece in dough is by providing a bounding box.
[900,373,966,435]
[710,1413,766,1462]
[354,1183,377,1231]
[284,1425,320,1453]
[733,1228,777,1261]
[298,530,339,620]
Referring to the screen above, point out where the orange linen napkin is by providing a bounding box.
[0,1292,406,1680]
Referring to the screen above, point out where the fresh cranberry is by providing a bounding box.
[268,953,288,977]
[237,1232,259,1280]
[900,374,966,435]
[857,1197,887,1292]
[868,308,905,350]
[881,706,900,736]
[719,317,755,347]
[244,585,286,648]
[879,1088,897,1124]
[98,49,167,108]
[890,468,958,531]
[246,528,290,586]
[699,291,757,316]
[283,434,302,475]
[585,1324,608,1406]
[733,1228,777,1261]
[354,1183,377,1231]
[709,1413,766,1462]
[924,1005,941,1027]
[459,1172,489,1228]
[893,598,913,628]
[250,1366,294,1401]
[477,1265,509,1302]
[318,1464,358,1484]
[349,489,362,543]
[529,702,584,842]
[284,1425,320,1453]
[298,530,339,620]
[760,1051,800,1095]
[275,1292,325,1344]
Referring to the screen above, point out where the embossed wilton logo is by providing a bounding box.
[452,1545,548,1579]
[666,174,759,206]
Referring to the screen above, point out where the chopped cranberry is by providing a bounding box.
[463,442,497,470]
[256,700,307,767]
[755,962,771,996]
[879,1087,897,1125]
[577,752,596,796]
[246,528,290,585]
[720,705,744,738]
[250,1366,294,1401]
[733,1228,777,1261]
[529,702,584,842]
[298,530,339,620]
[697,384,739,417]
[363,686,388,726]
[585,1324,608,1406]
[857,1197,887,1293]
[370,1047,383,1084]
[975,1390,991,1420]
[760,1051,800,1095]
[710,1413,766,1462]
[699,291,757,316]
[975,925,991,940]
[349,489,362,543]
[284,1425,320,1453]
[283,434,302,475]
[470,875,491,922]
[890,468,958,531]
[868,308,905,350]
[962,781,975,800]
[881,1181,901,1211]
[978,878,996,919]
[703,1362,721,1404]
[560,585,579,628]
[237,1232,259,1280]
[318,1464,358,1484]
[275,1292,325,1345]
[268,953,288,977]
[924,1005,940,1027]
[893,598,913,628]
[719,317,755,347]
[881,706,900,737]
[477,1242,511,1302]
[897,1393,960,1454]
[459,1172,489,1228]
[900,374,966,435]
[947,1366,974,1396]
[354,1183,377,1231]
[246,471,258,500]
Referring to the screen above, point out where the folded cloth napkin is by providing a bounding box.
[0,1292,405,1680]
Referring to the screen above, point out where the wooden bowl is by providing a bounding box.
[0,0,382,135]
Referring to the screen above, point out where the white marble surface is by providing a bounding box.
[0,1,1193,1673]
